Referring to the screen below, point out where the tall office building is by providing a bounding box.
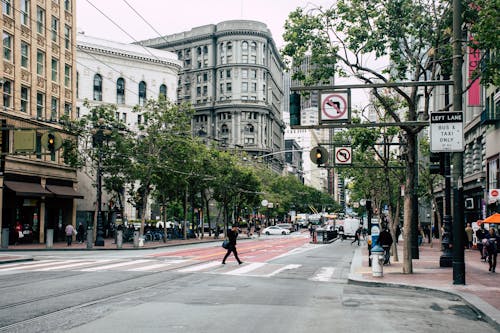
[0,0,80,244]
[139,20,286,172]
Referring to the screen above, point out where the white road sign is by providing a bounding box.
[430,111,464,152]
[334,147,352,164]
[319,91,350,122]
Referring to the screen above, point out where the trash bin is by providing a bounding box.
[133,231,140,248]
[46,229,54,249]
[116,230,123,249]
[1,228,9,248]
[370,245,384,277]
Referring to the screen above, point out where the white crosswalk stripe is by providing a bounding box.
[0,258,344,282]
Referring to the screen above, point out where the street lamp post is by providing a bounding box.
[92,120,110,246]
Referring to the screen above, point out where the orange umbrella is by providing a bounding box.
[479,213,500,225]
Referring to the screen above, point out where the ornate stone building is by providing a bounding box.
[76,33,182,225]
[139,20,286,172]
[0,0,79,245]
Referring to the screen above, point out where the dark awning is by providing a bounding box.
[46,185,84,199]
[4,181,52,197]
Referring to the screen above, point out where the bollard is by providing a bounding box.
[133,231,139,248]
[46,229,54,248]
[370,245,384,277]
[116,230,123,249]
[1,228,9,248]
[86,229,93,249]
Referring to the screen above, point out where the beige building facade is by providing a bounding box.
[0,0,79,245]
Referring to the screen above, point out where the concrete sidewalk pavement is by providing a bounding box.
[348,238,500,331]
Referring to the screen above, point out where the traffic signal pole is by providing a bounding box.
[451,0,465,285]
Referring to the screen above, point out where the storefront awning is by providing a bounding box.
[4,181,52,197]
[46,185,84,199]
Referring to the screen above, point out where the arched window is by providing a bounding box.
[221,124,229,134]
[138,81,147,106]
[93,74,102,101]
[244,124,254,133]
[250,42,257,53]
[241,41,248,52]
[227,42,232,54]
[116,78,125,104]
[159,84,167,99]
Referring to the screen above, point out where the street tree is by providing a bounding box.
[282,0,453,273]
[128,97,194,236]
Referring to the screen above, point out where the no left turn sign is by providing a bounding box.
[335,147,352,165]
[320,91,350,122]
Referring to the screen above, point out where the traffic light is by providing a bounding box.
[310,146,328,166]
[289,92,301,126]
[429,152,445,175]
[47,133,55,152]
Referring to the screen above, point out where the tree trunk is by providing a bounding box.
[139,186,150,237]
[403,132,417,274]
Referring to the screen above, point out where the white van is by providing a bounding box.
[342,218,361,239]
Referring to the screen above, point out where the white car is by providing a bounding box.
[263,226,290,235]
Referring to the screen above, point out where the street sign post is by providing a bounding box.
[430,111,464,152]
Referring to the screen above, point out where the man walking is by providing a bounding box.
[378,225,394,265]
[222,225,243,265]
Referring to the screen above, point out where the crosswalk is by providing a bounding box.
[0,258,348,282]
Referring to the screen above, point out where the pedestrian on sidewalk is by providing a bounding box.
[476,224,487,260]
[378,225,393,265]
[222,225,243,265]
[351,226,362,246]
[485,227,498,273]
[77,223,85,243]
[465,223,474,249]
[65,223,75,246]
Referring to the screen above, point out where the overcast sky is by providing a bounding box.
[76,0,332,48]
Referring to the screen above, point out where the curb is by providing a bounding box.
[348,247,500,332]
[0,256,33,265]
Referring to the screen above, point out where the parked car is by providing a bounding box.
[276,223,294,232]
[263,226,290,235]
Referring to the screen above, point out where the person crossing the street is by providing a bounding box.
[222,225,243,265]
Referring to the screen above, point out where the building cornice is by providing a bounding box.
[77,44,182,71]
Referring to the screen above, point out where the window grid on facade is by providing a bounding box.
[20,0,29,26]
[159,84,167,99]
[116,78,125,104]
[3,80,12,109]
[93,74,103,101]
[64,103,71,116]
[64,25,71,49]
[64,64,71,87]
[21,42,29,68]
[2,0,11,16]
[36,92,44,118]
[20,86,29,112]
[36,6,45,34]
[37,50,44,75]
[51,97,58,120]
[138,81,147,106]
[51,16,58,42]
[51,58,58,81]
[3,32,12,61]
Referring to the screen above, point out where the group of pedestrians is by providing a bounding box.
[475,224,499,273]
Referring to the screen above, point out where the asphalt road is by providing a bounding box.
[0,235,495,333]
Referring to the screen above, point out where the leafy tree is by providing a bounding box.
[128,98,194,236]
[282,0,452,273]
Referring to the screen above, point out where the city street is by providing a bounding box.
[0,234,496,333]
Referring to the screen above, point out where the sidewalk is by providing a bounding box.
[349,238,500,331]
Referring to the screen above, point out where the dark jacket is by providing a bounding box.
[378,229,393,247]
[227,228,238,247]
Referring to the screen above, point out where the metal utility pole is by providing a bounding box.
[452,0,465,285]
